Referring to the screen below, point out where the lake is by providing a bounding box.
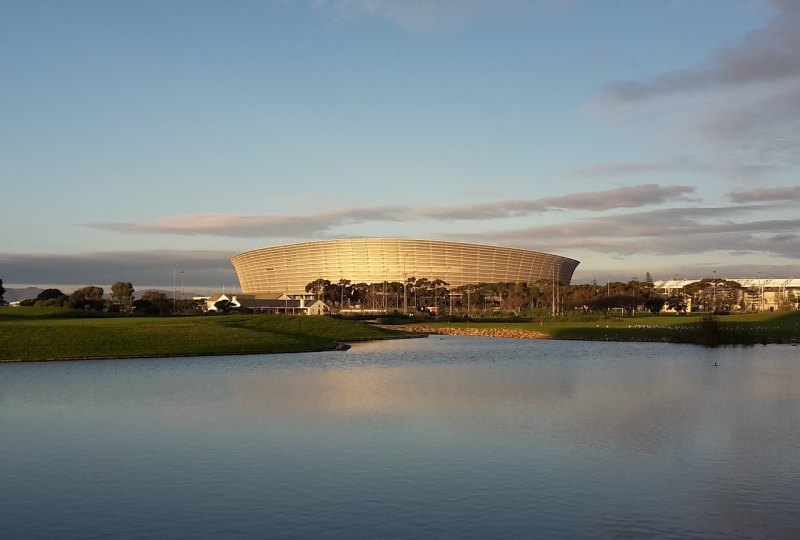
[1,337,799,539]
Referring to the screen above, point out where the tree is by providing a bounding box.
[787,291,798,311]
[666,295,687,314]
[69,286,105,311]
[305,279,330,300]
[111,281,135,312]
[134,290,171,315]
[35,288,69,307]
[643,297,665,313]
[214,299,233,314]
[505,282,531,316]
[37,288,66,301]
[778,291,798,311]
[0,278,5,304]
[337,279,351,309]
[140,290,168,304]
[350,282,369,308]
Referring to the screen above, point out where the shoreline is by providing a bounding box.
[0,333,431,364]
[376,324,551,340]
[4,316,798,362]
[376,324,800,345]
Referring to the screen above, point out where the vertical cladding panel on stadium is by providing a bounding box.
[230,238,580,294]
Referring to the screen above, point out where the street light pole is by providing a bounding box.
[285,260,288,314]
[712,270,716,313]
[403,254,408,314]
[449,287,453,316]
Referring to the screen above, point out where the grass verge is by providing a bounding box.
[417,311,800,345]
[0,308,408,361]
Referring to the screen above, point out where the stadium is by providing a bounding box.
[230,238,580,295]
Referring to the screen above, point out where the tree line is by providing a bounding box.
[3,274,796,316]
[306,274,798,315]
[11,282,201,315]
[303,275,667,316]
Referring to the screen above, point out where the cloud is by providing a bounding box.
[92,184,694,237]
[96,208,410,238]
[0,250,238,291]
[450,206,800,259]
[692,84,800,169]
[571,158,706,177]
[596,1,800,180]
[418,184,694,219]
[729,186,800,203]
[605,1,800,101]
[574,263,800,283]
[9,212,799,289]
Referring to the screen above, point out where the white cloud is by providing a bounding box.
[571,158,706,178]
[92,184,694,237]
[605,1,800,101]
[449,206,800,259]
[596,1,800,181]
[729,186,800,203]
[0,250,238,290]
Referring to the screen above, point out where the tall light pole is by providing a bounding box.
[402,254,409,314]
[180,271,185,303]
[285,260,289,314]
[173,264,177,314]
[449,288,453,316]
[266,268,274,296]
[712,270,716,313]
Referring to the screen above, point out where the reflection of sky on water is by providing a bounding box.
[2,340,799,539]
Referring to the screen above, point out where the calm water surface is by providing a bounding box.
[1,338,799,539]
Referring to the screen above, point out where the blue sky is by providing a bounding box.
[2,0,799,291]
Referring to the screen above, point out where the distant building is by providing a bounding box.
[653,278,800,312]
[205,292,329,315]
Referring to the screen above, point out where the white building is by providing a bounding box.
[205,293,329,315]
[653,278,800,312]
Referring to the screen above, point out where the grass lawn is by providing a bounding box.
[0,307,407,361]
[419,311,800,343]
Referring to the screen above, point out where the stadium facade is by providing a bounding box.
[230,238,580,295]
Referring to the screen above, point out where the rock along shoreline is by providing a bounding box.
[375,325,551,340]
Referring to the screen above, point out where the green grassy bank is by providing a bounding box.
[0,307,407,361]
[420,311,800,345]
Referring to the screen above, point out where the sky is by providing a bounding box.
[2,0,799,292]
